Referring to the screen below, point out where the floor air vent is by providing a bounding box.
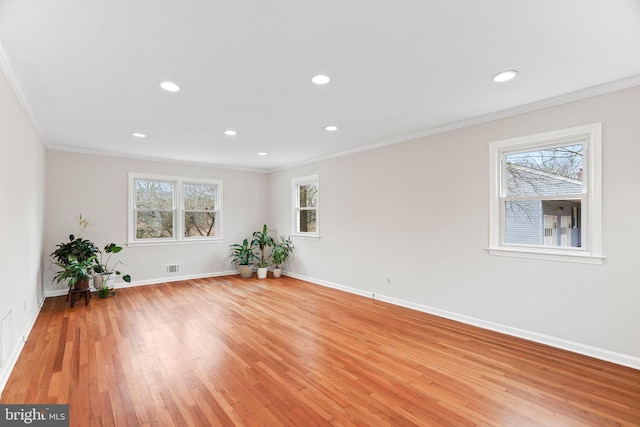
[165,264,180,274]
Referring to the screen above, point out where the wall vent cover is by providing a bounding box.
[165,264,180,274]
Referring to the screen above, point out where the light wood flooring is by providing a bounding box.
[2,275,640,426]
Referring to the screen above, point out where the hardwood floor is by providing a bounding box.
[2,275,639,426]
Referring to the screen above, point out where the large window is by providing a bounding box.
[293,175,319,237]
[489,123,602,263]
[134,179,175,239]
[129,173,222,244]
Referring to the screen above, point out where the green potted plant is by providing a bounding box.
[52,255,96,290]
[271,236,294,278]
[51,234,99,267]
[92,243,131,290]
[50,214,98,267]
[230,238,257,278]
[252,224,274,279]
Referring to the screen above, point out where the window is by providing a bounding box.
[129,173,222,244]
[183,183,218,238]
[293,175,319,237]
[134,179,175,239]
[489,123,602,263]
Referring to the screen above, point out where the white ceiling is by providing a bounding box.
[1,1,639,172]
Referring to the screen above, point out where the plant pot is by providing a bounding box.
[238,265,253,278]
[273,268,282,278]
[93,273,115,290]
[74,278,90,290]
[257,267,268,279]
[93,274,103,290]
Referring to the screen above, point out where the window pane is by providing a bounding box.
[136,211,174,238]
[504,200,581,247]
[136,180,174,209]
[298,209,316,233]
[505,144,583,196]
[184,211,216,237]
[184,184,216,210]
[299,184,317,208]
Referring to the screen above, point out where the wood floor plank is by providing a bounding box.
[2,275,640,426]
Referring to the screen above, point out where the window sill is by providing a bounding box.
[292,233,321,240]
[487,246,604,264]
[127,238,224,247]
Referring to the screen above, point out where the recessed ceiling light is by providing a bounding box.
[132,132,147,138]
[224,130,237,136]
[492,70,518,83]
[324,125,339,132]
[160,81,181,92]
[311,74,330,85]
[257,152,268,156]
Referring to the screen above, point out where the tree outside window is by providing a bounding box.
[293,175,319,236]
[183,183,217,238]
[135,179,174,239]
[129,174,222,243]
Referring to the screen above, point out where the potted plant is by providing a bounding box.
[230,238,256,278]
[52,256,96,290]
[92,243,131,290]
[50,214,98,267]
[271,236,294,278]
[51,234,99,267]
[252,224,274,279]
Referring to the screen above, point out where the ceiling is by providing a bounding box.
[1,1,639,172]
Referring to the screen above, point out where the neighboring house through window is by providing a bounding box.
[293,175,319,237]
[489,123,602,263]
[129,173,222,244]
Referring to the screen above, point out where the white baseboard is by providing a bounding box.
[0,294,46,399]
[285,272,640,371]
[44,270,238,297]
[114,270,238,289]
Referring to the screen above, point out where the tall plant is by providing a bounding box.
[251,224,274,268]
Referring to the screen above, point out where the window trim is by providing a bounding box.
[292,174,320,238]
[488,123,603,264]
[128,173,223,245]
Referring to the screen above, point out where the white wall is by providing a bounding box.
[268,86,640,368]
[0,67,46,392]
[44,151,268,294]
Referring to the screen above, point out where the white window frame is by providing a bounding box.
[292,174,320,238]
[128,173,223,245]
[488,123,603,264]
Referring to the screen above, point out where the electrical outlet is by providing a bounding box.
[386,276,392,284]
